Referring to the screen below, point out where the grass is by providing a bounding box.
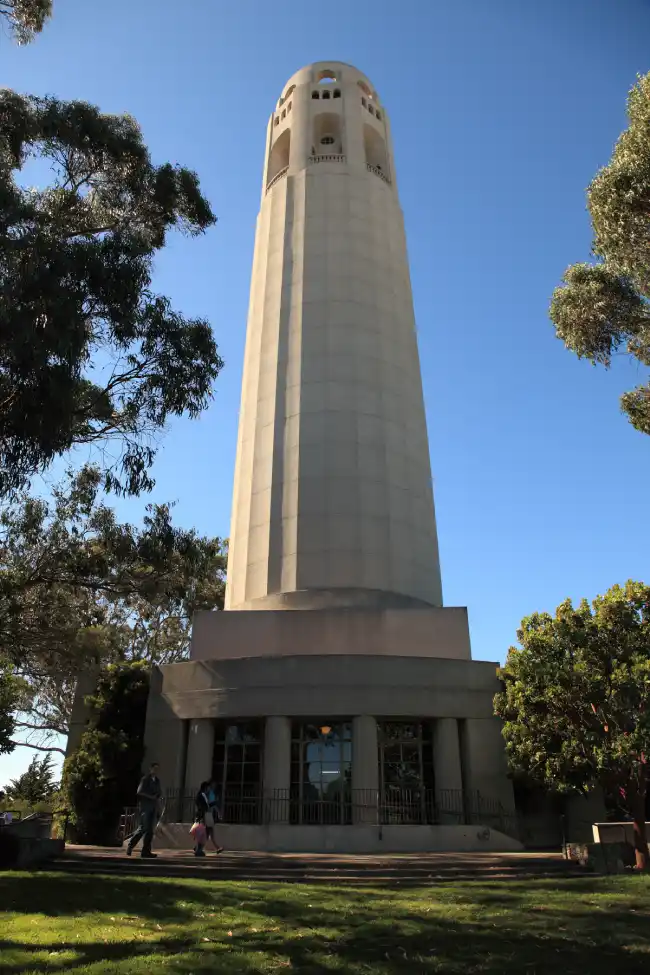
[1,870,650,974]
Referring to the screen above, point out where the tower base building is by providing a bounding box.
[138,62,518,852]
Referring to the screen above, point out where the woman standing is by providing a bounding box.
[195,780,224,855]
[192,783,209,857]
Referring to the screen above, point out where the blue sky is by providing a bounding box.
[2,0,650,783]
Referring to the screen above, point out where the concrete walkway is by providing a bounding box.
[54,846,578,885]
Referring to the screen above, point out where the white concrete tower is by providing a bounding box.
[226,62,442,611]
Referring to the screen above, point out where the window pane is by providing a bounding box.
[243,743,260,764]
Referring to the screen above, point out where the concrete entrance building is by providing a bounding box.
[141,62,520,852]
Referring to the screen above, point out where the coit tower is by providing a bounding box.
[226,61,442,612]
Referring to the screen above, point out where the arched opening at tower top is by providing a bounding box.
[363,124,388,174]
[313,113,342,155]
[268,128,291,183]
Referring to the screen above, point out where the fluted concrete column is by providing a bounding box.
[263,716,291,823]
[352,715,379,824]
[184,719,214,792]
[433,718,464,823]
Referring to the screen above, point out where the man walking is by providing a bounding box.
[126,762,162,858]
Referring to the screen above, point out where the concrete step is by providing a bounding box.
[52,847,580,884]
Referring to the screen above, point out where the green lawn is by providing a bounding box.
[1,870,650,974]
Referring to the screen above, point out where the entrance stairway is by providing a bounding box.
[52,846,580,885]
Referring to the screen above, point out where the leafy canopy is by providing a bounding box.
[0,91,222,497]
[0,658,23,755]
[1,465,226,754]
[60,662,149,843]
[0,0,52,44]
[550,73,650,435]
[4,752,57,803]
[495,580,650,860]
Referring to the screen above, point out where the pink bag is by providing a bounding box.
[189,822,207,845]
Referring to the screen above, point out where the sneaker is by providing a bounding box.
[215,847,224,854]
[141,852,158,859]
[125,846,132,856]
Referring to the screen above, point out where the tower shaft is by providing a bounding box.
[226,62,442,611]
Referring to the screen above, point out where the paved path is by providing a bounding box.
[54,846,578,885]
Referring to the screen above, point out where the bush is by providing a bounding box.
[60,662,150,844]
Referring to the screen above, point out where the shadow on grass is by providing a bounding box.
[2,872,649,974]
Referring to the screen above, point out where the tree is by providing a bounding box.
[0,657,23,754]
[495,580,650,870]
[550,73,650,436]
[0,0,52,43]
[0,91,222,498]
[5,752,57,803]
[60,662,149,842]
[1,465,226,754]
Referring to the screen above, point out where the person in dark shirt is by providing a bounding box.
[126,762,162,858]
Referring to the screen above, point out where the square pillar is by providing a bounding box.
[352,715,378,824]
[460,717,515,815]
[263,715,291,823]
[432,717,464,824]
[142,666,187,809]
[184,719,214,792]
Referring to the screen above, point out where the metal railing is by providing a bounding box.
[156,787,519,838]
[117,807,138,842]
[266,166,289,192]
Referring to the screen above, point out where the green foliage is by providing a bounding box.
[0,656,23,754]
[495,580,650,824]
[0,0,52,44]
[0,465,225,753]
[60,661,150,843]
[550,73,650,435]
[0,91,222,498]
[4,752,57,803]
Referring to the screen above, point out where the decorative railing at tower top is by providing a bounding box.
[266,166,288,193]
[308,153,347,164]
[366,162,391,184]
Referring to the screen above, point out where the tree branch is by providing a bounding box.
[8,740,66,756]
[14,719,67,735]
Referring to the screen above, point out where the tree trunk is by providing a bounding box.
[630,785,648,871]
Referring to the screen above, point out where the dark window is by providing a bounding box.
[212,721,262,823]
[368,105,375,116]
[320,135,335,146]
[281,109,286,119]
[274,117,279,126]
[361,97,367,107]
[333,89,341,98]
[375,110,381,120]
[290,721,352,824]
[288,102,292,112]
[312,90,320,99]
[377,721,435,824]
[322,90,331,100]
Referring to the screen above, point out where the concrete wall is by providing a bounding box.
[226,61,442,611]
[65,670,99,758]
[142,667,187,794]
[150,653,503,722]
[158,821,522,853]
[191,605,472,662]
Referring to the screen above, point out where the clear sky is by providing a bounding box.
[2,0,650,784]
